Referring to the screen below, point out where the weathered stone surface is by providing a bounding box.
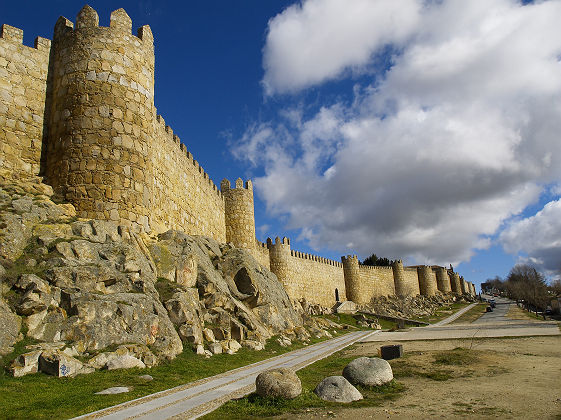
[38,350,93,377]
[255,368,302,399]
[314,376,363,403]
[0,299,21,354]
[106,355,146,370]
[95,387,130,395]
[9,350,41,377]
[208,342,222,355]
[343,357,393,387]
[241,340,264,351]
[164,289,203,345]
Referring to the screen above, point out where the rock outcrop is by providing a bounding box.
[0,171,304,377]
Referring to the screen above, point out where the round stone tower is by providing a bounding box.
[392,260,407,297]
[267,237,292,293]
[342,255,361,304]
[418,265,437,297]
[435,266,452,293]
[221,178,256,250]
[450,272,462,294]
[45,6,155,231]
[460,276,468,294]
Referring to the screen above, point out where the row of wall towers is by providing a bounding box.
[0,5,476,309]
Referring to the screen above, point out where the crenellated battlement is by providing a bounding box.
[290,249,343,267]
[0,24,51,51]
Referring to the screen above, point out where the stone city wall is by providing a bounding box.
[150,115,226,240]
[267,237,345,307]
[0,6,475,308]
[402,267,422,296]
[287,250,345,308]
[358,265,396,299]
[0,25,50,177]
[254,240,271,270]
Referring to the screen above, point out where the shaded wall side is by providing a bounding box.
[418,266,438,296]
[435,267,452,292]
[358,266,395,300]
[287,254,345,307]
[402,268,421,296]
[0,26,50,176]
[450,273,461,293]
[150,119,226,241]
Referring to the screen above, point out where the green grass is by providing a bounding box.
[411,301,471,324]
[450,303,486,324]
[202,347,405,419]
[433,347,478,366]
[0,333,345,420]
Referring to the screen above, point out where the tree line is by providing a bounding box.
[482,264,561,315]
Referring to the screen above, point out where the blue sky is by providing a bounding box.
[3,1,561,288]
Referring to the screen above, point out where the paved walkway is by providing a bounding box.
[74,330,375,420]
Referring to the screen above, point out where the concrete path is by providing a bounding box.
[74,330,375,420]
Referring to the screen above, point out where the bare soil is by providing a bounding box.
[277,335,561,419]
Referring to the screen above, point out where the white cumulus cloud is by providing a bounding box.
[235,0,561,267]
[500,199,561,277]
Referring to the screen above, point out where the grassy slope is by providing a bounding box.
[0,332,344,420]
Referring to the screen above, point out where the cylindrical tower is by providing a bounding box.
[392,260,410,297]
[435,266,452,293]
[418,265,437,297]
[45,6,155,231]
[450,272,462,294]
[267,237,292,294]
[222,178,256,250]
[460,276,468,294]
[342,255,362,303]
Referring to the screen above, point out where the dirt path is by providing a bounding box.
[279,335,561,420]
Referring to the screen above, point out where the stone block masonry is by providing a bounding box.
[0,24,50,177]
[0,5,475,308]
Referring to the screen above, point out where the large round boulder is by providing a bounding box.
[343,357,393,386]
[255,368,302,399]
[314,376,362,402]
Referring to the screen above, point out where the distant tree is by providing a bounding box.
[481,276,504,293]
[505,264,549,315]
[361,254,394,267]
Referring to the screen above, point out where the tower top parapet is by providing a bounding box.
[221,178,252,191]
[53,5,153,44]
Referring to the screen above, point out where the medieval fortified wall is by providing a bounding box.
[0,6,476,309]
